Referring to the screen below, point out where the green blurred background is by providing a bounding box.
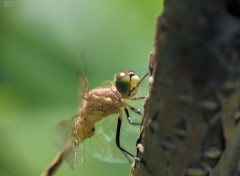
[0,1,163,176]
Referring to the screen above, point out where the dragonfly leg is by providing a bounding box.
[124,108,141,125]
[116,116,140,161]
[127,104,143,116]
[130,96,146,100]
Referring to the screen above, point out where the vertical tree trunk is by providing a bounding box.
[132,0,240,176]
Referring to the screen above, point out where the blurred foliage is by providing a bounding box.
[0,0,163,176]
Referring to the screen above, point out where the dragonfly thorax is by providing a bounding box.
[72,86,125,142]
[83,86,123,118]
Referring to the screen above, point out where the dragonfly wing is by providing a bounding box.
[54,117,85,169]
[64,140,84,169]
[84,115,140,163]
[54,119,73,150]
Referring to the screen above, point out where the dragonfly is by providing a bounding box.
[41,70,148,176]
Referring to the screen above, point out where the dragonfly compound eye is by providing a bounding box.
[114,71,140,98]
[114,71,131,96]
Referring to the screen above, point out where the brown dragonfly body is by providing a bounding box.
[41,71,147,176]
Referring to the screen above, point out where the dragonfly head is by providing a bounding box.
[114,71,140,98]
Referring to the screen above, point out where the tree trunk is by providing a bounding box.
[132,0,240,176]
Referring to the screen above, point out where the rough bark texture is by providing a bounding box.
[132,0,240,176]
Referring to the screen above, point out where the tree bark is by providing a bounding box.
[132,0,240,176]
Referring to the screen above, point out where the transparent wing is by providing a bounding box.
[84,113,141,163]
[54,118,85,169]
[64,140,84,169]
[54,119,73,150]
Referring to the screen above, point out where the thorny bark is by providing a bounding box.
[132,0,240,176]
